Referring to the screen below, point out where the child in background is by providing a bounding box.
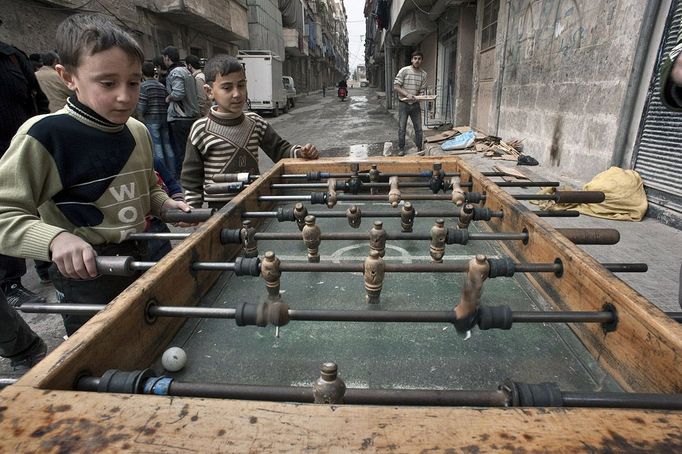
[0,14,191,335]
[181,54,319,209]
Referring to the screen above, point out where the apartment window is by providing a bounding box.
[157,29,174,49]
[481,0,499,51]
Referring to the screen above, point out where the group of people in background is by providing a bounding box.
[0,13,318,374]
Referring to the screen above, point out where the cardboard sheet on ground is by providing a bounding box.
[425,130,458,143]
[530,167,648,221]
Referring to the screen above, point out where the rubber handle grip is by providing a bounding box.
[96,256,135,276]
[161,208,214,223]
[557,228,620,245]
[204,182,244,194]
[602,263,648,273]
[554,191,605,204]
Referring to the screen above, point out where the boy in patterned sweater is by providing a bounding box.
[181,54,319,209]
[0,14,191,335]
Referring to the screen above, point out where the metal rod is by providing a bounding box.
[19,303,643,325]
[103,258,637,276]
[278,171,516,179]
[288,309,457,323]
[511,311,615,323]
[253,232,527,242]
[169,382,315,402]
[243,209,501,219]
[269,181,559,190]
[0,378,18,390]
[343,388,509,406]
[148,306,237,319]
[75,374,682,409]
[562,392,682,410]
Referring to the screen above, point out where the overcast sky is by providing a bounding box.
[345,0,366,72]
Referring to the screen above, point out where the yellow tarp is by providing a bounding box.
[531,167,648,221]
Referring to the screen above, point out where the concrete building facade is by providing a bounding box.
[364,0,681,226]
[0,0,348,96]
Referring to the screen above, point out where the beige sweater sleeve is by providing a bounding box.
[0,133,67,261]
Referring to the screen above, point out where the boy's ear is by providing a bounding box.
[55,64,77,91]
[204,83,213,100]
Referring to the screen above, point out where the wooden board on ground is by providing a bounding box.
[425,130,457,143]
[492,165,529,180]
[492,155,519,161]
[399,95,437,102]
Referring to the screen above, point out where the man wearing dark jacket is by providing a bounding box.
[0,41,50,307]
[0,41,49,373]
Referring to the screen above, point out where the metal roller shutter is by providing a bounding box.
[634,1,682,216]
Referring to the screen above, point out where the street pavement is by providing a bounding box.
[2,86,680,376]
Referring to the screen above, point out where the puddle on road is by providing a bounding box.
[350,95,368,103]
[344,142,394,159]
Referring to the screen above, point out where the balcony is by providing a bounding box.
[283,28,308,57]
[148,0,249,41]
[399,10,435,46]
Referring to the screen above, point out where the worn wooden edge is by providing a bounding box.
[453,158,682,393]
[1,387,681,452]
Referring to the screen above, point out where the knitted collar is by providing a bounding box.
[65,97,126,132]
[208,107,245,126]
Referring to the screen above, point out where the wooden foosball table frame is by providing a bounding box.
[1,157,681,452]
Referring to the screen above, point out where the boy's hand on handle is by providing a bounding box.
[299,144,319,160]
[50,232,98,279]
[162,198,198,227]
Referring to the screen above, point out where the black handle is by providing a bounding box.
[161,208,215,223]
[557,228,620,245]
[555,191,605,204]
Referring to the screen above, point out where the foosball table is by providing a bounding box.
[1,157,681,452]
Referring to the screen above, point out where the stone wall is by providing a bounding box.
[496,0,647,179]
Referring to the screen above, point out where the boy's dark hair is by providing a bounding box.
[56,14,144,72]
[142,61,156,78]
[204,54,244,84]
[162,46,180,63]
[152,55,164,67]
[185,54,202,70]
[411,51,424,59]
[41,51,59,66]
[29,53,43,63]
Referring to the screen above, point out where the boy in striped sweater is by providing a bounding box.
[181,54,319,209]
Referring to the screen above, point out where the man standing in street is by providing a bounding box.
[35,51,73,112]
[162,46,199,178]
[185,54,209,117]
[393,51,427,156]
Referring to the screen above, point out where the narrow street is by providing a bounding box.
[261,86,401,166]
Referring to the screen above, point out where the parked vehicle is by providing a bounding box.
[282,76,297,109]
[237,50,287,116]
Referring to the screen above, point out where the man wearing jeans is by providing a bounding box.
[162,46,199,178]
[138,62,174,173]
[393,51,427,156]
